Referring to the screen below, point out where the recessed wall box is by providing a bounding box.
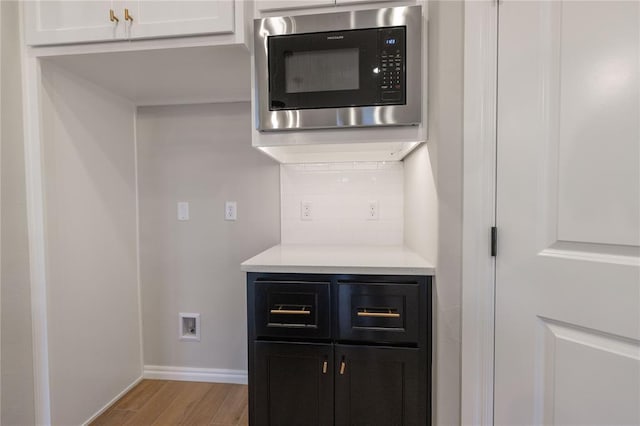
[179,313,201,342]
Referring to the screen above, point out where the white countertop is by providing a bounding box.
[240,244,435,276]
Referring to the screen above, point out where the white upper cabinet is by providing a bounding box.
[256,1,334,12]
[24,0,120,45]
[25,0,236,46]
[255,0,396,12]
[128,1,234,40]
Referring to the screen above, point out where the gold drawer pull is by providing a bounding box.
[322,360,328,374]
[357,309,400,318]
[339,360,346,375]
[109,9,119,23]
[270,306,311,315]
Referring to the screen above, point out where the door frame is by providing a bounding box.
[19,3,52,424]
[460,1,498,425]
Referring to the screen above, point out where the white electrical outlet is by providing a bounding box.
[301,201,313,221]
[225,201,237,221]
[368,201,379,220]
[179,313,200,342]
[177,202,189,221]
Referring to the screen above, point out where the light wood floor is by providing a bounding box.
[90,380,248,426]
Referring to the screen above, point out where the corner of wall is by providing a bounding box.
[403,143,438,264]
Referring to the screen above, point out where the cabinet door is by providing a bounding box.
[24,0,121,46]
[254,342,333,426]
[128,0,234,40]
[256,0,335,12]
[335,345,422,426]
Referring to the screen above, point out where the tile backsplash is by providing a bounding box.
[281,162,403,245]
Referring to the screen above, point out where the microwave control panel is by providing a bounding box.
[378,26,406,104]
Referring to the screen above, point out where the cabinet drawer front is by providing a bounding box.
[255,281,331,339]
[338,282,419,344]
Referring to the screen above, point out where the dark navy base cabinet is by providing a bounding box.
[247,273,432,426]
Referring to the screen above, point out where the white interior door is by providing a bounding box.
[495,1,640,425]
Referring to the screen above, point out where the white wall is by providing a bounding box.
[404,1,464,424]
[136,102,280,373]
[40,61,142,425]
[1,2,36,425]
[281,162,403,245]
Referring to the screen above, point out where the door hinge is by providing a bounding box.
[491,227,497,257]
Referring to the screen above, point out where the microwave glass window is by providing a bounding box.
[284,48,360,93]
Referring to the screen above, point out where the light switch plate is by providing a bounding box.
[225,201,237,221]
[177,202,189,221]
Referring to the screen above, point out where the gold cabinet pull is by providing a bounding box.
[269,309,310,315]
[339,359,346,375]
[270,305,311,315]
[124,8,133,22]
[109,9,119,23]
[322,360,328,374]
[357,309,400,318]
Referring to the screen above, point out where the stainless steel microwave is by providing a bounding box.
[254,6,422,132]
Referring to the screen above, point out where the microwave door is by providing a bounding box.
[268,29,380,111]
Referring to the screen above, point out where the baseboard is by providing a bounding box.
[82,375,143,426]
[143,365,248,385]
